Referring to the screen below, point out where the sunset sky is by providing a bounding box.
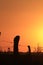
[0,0,43,52]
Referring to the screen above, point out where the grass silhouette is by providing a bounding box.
[0,35,43,65]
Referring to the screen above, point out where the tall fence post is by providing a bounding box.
[13,35,20,55]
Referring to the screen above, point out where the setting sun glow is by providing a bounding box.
[0,0,43,52]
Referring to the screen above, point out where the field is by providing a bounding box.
[0,52,43,65]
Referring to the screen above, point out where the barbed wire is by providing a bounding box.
[0,40,13,43]
[0,40,43,51]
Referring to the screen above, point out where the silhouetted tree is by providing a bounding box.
[13,35,20,54]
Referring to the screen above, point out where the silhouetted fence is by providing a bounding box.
[0,40,43,52]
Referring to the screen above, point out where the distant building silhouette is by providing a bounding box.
[28,46,31,53]
[13,35,20,54]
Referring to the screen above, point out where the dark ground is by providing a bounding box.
[0,52,43,65]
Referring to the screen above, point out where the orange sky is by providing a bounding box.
[0,0,43,52]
